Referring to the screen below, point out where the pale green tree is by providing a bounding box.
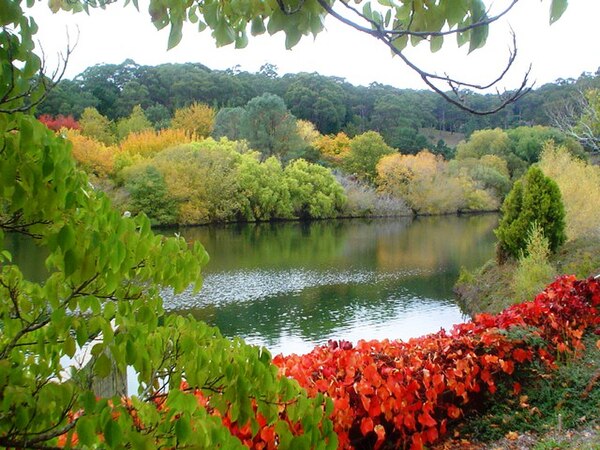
[79,107,116,145]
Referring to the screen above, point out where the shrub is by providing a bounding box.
[495,166,566,261]
[512,222,556,302]
[124,165,178,226]
[65,130,118,177]
[38,113,80,131]
[539,143,600,240]
[275,276,600,450]
[284,159,347,219]
[335,173,412,217]
[119,128,193,158]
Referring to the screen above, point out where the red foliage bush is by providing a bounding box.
[274,275,600,449]
[57,276,600,449]
[38,114,80,131]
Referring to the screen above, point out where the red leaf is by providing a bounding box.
[360,417,374,436]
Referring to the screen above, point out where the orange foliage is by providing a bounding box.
[316,132,351,166]
[58,276,600,450]
[66,130,118,177]
[119,128,193,158]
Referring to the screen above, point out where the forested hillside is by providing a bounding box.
[39,59,600,145]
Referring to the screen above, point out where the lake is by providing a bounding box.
[4,215,497,356]
[162,215,498,355]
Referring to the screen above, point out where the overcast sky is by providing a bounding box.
[28,0,600,92]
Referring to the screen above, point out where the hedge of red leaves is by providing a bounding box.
[273,275,600,450]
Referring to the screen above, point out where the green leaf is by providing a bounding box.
[95,353,111,378]
[63,249,76,277]
[285,28,302,50]
[251,17,266,36]
[175,417,192,443]
[103,419,123,447]
[76,416,97,446]
[57,224,75,252]
[550,0,568,24]
[64,335,76,357]
[167,21,183,49]
[430,35,443,52]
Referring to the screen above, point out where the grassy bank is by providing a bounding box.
[455,237,600,316]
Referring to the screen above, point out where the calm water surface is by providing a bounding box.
[5,215,497,356]
[162,215,497,355]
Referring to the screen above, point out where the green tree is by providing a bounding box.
[344,131,395,182]
[495,166,566,261]
[284,159,347,219]
[79,106,116,145]
[506,125,584,164]
[240,93,303,160]
[124,165,177,225]
[213,106,245,140]
[116,104,153,140]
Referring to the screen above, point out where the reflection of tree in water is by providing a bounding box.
[376,215,498,271]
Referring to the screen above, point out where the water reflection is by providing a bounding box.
[165,215,497,354]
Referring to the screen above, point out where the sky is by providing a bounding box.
[28,0,600,92]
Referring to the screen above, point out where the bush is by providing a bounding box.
[512,223,556,302]
[539,143,600,240]
[495,166,566,261]
[284,159,347,219]
[335,173,412,217]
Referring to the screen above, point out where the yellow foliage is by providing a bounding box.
[315,132,351,166]
[296,119,321,147]
[171,102,215,138]
[65,129,118,177]
[376,150,498,214]
[539,143,600,240]
[119,128,193,158]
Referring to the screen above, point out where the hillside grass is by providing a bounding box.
[455,237,600,316]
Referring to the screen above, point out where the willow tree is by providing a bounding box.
[1,0,568,448]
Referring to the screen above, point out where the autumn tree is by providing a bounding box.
[539,142,600,240]
[315,132,351,167]
[171,102,215,137]
[116,104,153,140]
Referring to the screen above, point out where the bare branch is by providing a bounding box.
[311,0,530,115]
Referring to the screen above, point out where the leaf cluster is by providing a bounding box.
[276,275,600,449]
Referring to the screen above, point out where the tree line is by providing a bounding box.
[38,59,600,148]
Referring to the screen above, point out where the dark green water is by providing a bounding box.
[164,215,498,355]
[4,215,497,356]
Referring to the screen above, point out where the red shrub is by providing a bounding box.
[39,114,80,131]
[274,276,600,450]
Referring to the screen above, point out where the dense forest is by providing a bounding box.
[39,59,600,147]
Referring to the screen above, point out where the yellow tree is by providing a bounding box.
[171,102,215,138]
